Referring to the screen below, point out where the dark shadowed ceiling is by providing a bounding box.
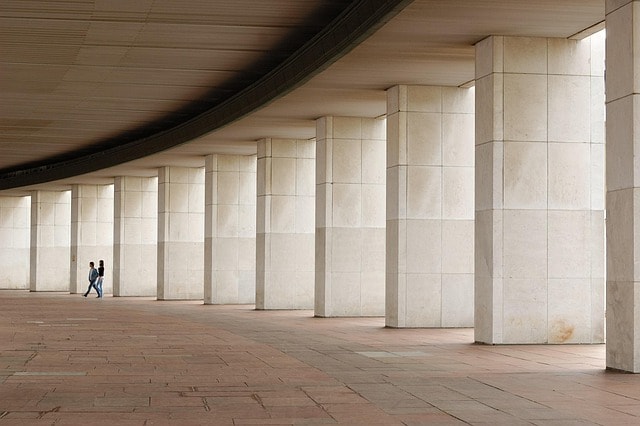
[0,0,604,193]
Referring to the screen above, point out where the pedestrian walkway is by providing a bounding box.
[0,290,637,425]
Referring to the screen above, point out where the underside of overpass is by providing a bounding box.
[6,0,640,422]
[0,0,604,190]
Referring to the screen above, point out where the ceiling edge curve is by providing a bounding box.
[0,0,414,190]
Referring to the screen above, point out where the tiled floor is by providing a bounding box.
[0,291,638,425]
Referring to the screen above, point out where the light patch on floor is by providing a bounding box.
[13,372,86,376]
[38,324,78,327]
[357,351,427,358]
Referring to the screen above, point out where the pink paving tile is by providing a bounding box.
[322,403,403,424]
[259,397,318,407]
[265,405,333,419]
[149,396,206,407]
[0,411,43,419]
[92,395,149,407]
[396,412,468,425]
[204,396,261,405]
[233,420,334,425]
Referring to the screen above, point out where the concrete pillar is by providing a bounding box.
[157,167,205,300]
[475,35,605,344]
[0,196,30,289]
[386,86,475,327]
[30,190,71,291]
[605,0,640,372]
[256,138,315,309]
[70,185,113,294]
[204,154,257,304]
[315,117,386,317]
[113,176,157,297]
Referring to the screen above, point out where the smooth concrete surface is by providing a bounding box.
[605,0,640,372]
[113,177,158,297]
[0,196,30,290]
[315,116,386,317]
[29,191,71,292]
[474,35,605,345]
[386,85,475,328]
[256,138,315,310]
[204,154,257,305]
[157,167,205,301]
[2,290,639,425]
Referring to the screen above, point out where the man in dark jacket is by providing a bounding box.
[83,261,99,297]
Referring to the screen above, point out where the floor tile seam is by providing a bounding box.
[436,383,639,423]
[389,378,580,423]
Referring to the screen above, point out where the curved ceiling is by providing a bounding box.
[0,0,604,193]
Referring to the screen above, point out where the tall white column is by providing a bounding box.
[157,167,205,300]
[475,35,605,344]
[386,86,475,327]
[70,184,113,294]
[256,138,315,310]
[315,117,386,317]
[113,176,157,297]
[0,196,30,289]
[30,190,71,292]
[204,154,256,304]
[605,0,640,372]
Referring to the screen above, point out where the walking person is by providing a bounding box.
[83,261,99,297]
[96,259,105,298]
